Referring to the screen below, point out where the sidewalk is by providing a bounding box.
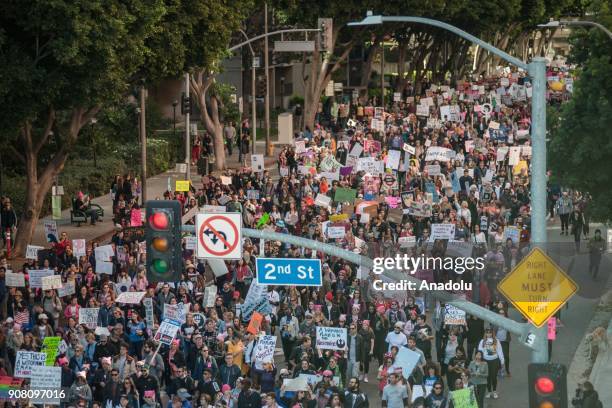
[30,146,280,247]
[588,298,612,400]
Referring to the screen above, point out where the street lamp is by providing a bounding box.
[349,11,549,364]
[90,118,98,168]
[538,19,612,40]
[172,100,178,139]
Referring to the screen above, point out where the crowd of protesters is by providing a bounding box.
[0,64,603,408]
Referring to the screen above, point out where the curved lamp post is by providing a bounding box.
[348,11,549,363]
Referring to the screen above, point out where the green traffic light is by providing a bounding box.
[152,259,169,274]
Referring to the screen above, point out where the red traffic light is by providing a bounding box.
[535,377,555,394]
[149,212,169,230]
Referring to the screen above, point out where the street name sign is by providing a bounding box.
[497,247,577,327]
[256,258,322,286]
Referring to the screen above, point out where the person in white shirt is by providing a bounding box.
[385,322,408,351]
[477,328,505,399]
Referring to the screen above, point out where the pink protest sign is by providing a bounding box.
[130,209,142,227]
[547,317,556,340]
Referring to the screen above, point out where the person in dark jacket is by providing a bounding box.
[346,324,363,381]
[237,378,261,408]
[217,354,241,388]
[134,365,160,406]
[344,377,369,408]
[196,368,221,402]
[573,381,601,408]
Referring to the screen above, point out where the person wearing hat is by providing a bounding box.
[68,371,93,404]
[313,369,339,407]
[33,312,54,341]
[197,367,221,402]
[386,322,408,352]
[323,291,340,323]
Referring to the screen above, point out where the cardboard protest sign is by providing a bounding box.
[246,311,264,335]
[348,143,363,159]
[30,366,62,405]
[5,272,25,287]
[42,337,61,366]
[57,281,76,297]
[450,387,478,408]
[95,245,114,262]
[154,319,181,345]
[327,226,346,239]
[316,326,347,350]
[143,297,155,329]
[116,291,146,304]
[253,335,277,369]
[386,150,401,170]
[392,347,422,378]
[42,275,63,291]
[204,285,217,308]
[251,154,264,172]
[430,223,456,240]
[14,351,46,378]
[79,307,99,329]
[508,146,521,166]
[329,214,349,222]
[241,282,271,322]
[184,236,197,250]
[72,239,86,257]
[44,221,58,243]
[26,245,44,260]
[416,104,430,117]
[444,304,467,325]
[334,188,357,204]
[398,236,417,248]
[314,194,332,208]
[425,164,441,176]
[403,144,416,155]
[283,377,309,392]
[504,226,520,244]
[425,147,454,162]
[28,269,55,289]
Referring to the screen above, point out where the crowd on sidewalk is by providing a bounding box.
[0,63,605,408]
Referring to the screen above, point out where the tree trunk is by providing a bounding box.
[360,41,380,98]
[190,70,227,170]
[12,107,98,257]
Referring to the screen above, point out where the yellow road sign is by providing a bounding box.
[497,247,578,327]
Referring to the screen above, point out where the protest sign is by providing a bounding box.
[164,303,189,323]
[42,337,61,366]
[251,154,264,172]
[44,221,58,243]
[204,285,218,308]
[386,149,401,170]
[508,146,521,166]
[79,307,99,329]
[95,245,114,262]
[439,105,461,122]
[315,194,332,208]
[30,366,62,405]
[143,297,155,329]
[319,171,339,182]
[242,282,272,321]
[416,104,430,117]
[425,147,454,162]
[392,347,422,378]
[398,236,417,248]
[334,188,357,204]
[408,202,432,217]
[5,272,25,287]
[14,351,46,378]
[200,205,227,213]
[116,291,146,304]
[96,261,114,275]
[42,275,63,291]
[327,226,346,239]
[548,317,557,340]
[402,144,416,155]
[316,326,347,350]
[28,269,55,289]
[283,377,309,392]
[57,281,76,297]
[185,236,197,250]
[72,239,86,257]
[444,304,467,325]
[295,140,307,153]
[504,226,520,244]
[130,208,143,226]
[253,335,277,369]
[154,319,181,345]
[348,143,363,159]
[430,223,456,240]
[329,214,349,222]
[26,245,44,260]
[246,190,260,200]
[425,164,441,176]
[246,311,264,335]
[450,387,478,408]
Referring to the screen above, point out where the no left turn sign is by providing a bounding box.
[196,213,242,259]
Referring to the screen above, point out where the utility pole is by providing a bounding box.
[264,2,271,156]
[252,60,257,155]
[380,43,385,107]
[185,73,191,181]
[139,85,147,203]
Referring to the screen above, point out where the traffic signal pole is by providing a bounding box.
[185,73,191,181]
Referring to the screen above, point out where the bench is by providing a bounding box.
[70,198,104,226]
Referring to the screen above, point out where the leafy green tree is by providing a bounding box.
[0,0,165,256]
[549,4,612,222]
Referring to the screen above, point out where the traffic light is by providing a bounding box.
[146,200,182,283]
[318,18,333,51]
[528,363,568,408]
[181,93,192,115]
